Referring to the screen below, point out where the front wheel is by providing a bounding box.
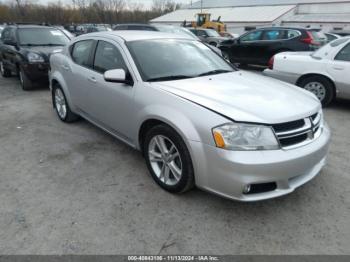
[143,125,195,193]
[53,85,79,122]
[19,67,33,90]
[0,61,11,77]
[298,76,335,107]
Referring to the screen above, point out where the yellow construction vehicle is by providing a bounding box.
[187,13,227,33]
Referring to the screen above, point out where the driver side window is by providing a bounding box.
[93,41,127,73]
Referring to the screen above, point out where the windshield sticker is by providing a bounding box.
[50,31,63,36]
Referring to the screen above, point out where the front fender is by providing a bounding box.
[135,104,202,150]
[49,70,78,113]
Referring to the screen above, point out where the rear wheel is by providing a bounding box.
[53,84,79,122]
[298,75,335,107]
[0,61,11,77]
[19,67,33,90]
[143,125,195,194]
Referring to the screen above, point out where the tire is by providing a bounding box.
[52,84,79,123]
[209,42,217,47]
[298,75,335,107]
[143,124,195,194]
[19,66,33,90]
[0,60,11,77]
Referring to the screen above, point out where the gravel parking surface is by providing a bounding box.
[0,75,349,255]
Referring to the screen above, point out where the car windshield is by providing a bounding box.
[127,39,234,82]
[312,38,350,58]
[18,28,70,46]
[206,30,220,37]
[155,26,198,40]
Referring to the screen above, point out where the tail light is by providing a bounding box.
[301,31,320,46]
[268,56,274,70]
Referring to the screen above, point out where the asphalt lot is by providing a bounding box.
[0,73,349,255]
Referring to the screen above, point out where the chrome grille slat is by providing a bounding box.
[272,113,321,149]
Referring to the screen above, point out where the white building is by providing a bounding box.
[151,0,350,35]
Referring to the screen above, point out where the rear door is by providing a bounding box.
[328,43,350,98]
[260,29,287,64]
[65,39,96,111]
[1,28,18,72]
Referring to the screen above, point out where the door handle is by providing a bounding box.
[62,65,70,71]
[88,76,97,83]
[332,66,344,71]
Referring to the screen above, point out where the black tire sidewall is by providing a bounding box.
[299,76,334,106]
[19,67,33,90]
[143,125,195,193]
[53,84,78,123]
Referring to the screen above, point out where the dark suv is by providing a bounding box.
[219,27,327,66]
[0,25,70,90]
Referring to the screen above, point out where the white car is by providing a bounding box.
[264,37,350,106]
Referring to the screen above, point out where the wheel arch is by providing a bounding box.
[50,72,77,112]
[296,73,337,97]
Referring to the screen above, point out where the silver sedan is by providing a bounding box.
[49,31,330,201]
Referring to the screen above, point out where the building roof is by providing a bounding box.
[188,0,350,8]
[284,13,350,23]
[151,5,295,23]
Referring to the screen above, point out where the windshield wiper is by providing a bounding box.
[40,43,65,46]
[198,69,232,77]
[147,75,194,82]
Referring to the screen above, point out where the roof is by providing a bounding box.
[78,31,195,42]
[151,5,295,23]
[284,13,350,23]
[188,0,350,8]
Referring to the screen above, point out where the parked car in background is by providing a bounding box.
[324,33,341,42]
[264,37,350,106]
[49,31,330,201]
[0,24,70,90]
[220,32,239,39]
[219,27,327,66]
[113,24,158,31]
[86,24,112,33]
[189,28,229,47]
[114,24,222,56]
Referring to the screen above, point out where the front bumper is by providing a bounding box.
[21,63,50,82]
[190,123,331,201]
[263,69,300,85]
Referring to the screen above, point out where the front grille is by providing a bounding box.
[272,112,321,149]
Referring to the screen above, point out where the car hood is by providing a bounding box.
[151,71,320,124]
[208,36,230,42]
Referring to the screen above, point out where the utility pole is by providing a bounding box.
[200,0,203,13]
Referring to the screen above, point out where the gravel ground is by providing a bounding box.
[0,75,349,255]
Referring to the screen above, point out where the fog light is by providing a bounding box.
[243,185,251,194]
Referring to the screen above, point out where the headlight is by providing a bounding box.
[212,123,280,151]
[27,52,45,63]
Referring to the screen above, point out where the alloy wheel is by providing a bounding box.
[304,81,326,101]
[148,135,183,186]
[54,88,67,120]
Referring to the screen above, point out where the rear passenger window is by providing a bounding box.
[93,41,127,73]
[335,43,350,62]
[71,40,94,67]
[240,30,262,42]
[262,30,285,40]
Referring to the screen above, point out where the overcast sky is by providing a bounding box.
[39,0,192,8]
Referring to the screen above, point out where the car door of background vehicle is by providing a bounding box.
[65,39,96,112]
[260,29,286,64]
[231,30,263,64]
[85,39,136,142]
[328,43,350,99]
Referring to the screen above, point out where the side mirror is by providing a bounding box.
[104,69,132,85]
[4,39,17,46]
